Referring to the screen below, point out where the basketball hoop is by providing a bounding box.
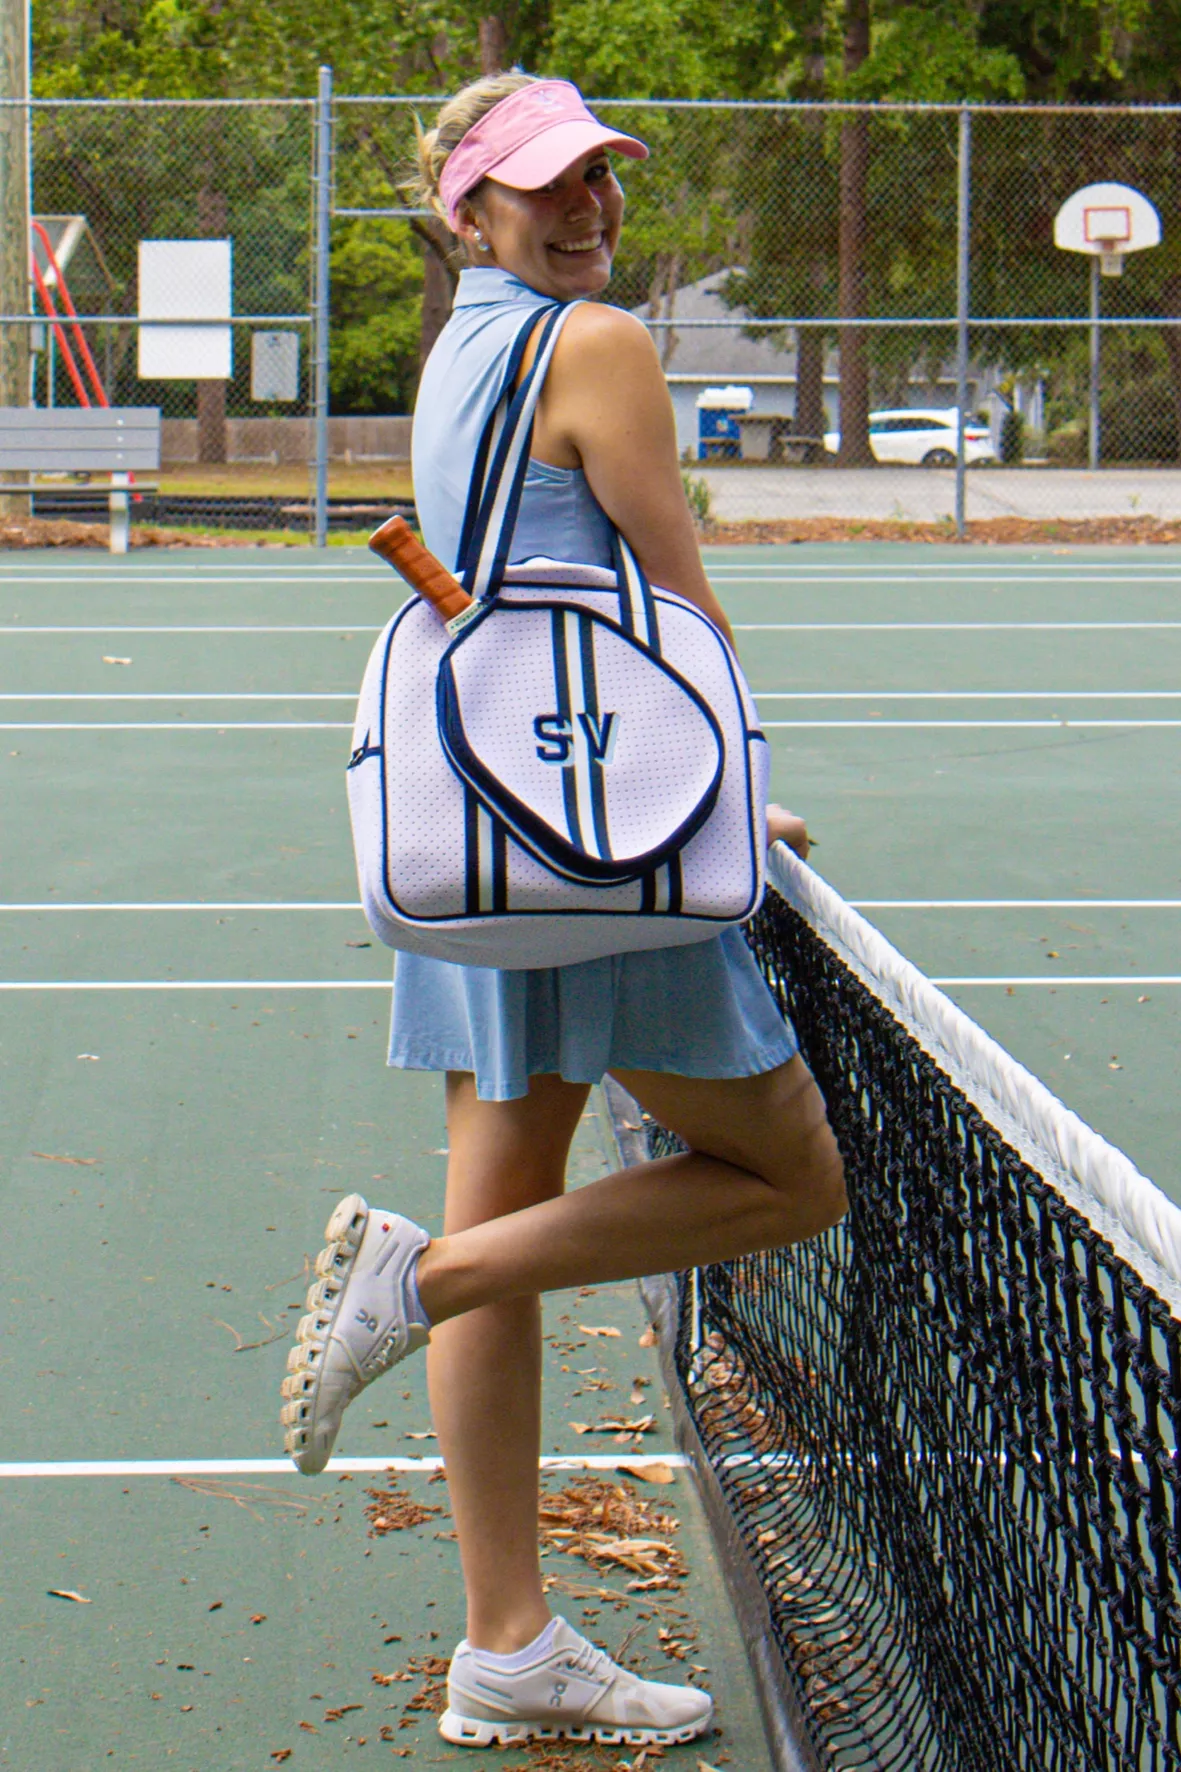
[1084,205,1132,276]
[1054,183,1160,277]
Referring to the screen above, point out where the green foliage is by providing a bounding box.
[681,469,712,524]
[329,224,424,413]
[998,407,1024,462]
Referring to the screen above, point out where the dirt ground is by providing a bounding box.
[9,510,1181,550]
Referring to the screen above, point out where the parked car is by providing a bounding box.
[822,408,996,466]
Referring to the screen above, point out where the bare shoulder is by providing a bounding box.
[552,302,662,381]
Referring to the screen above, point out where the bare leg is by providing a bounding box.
[417,1056,845,1326]
[427,1072,590,1653]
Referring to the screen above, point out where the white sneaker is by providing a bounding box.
[438,1617,714,1747]
[280,1193,430,1475]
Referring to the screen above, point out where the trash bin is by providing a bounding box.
[696,385,753,461]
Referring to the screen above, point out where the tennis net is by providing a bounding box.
[634,845,1181,1772]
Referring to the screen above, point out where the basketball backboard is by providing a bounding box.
[1054,182,1160,276]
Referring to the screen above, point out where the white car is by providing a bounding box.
[822,408,996,467]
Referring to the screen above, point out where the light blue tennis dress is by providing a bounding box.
[388,265,797,1099]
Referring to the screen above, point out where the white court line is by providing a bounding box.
[0,902,364,911]
[3,898,1181,912]
[5,620,1181,634]
[1,899,1177,913]
[761,719,1181,729]
[5,719,1180,732]
[0,1453,688,1479]
[0,693,354,702]
[4,718,1179,732]
[10,690,1181,705]
[5,690,1180,704]
[5,976,1177,991]
[0,625,381,633]
[933,975,1181,987]
[0,980,389,990]
[754,690,1181,700]
[734,621,1181,632]
[0,721,351,730]
[853,899,1181,910]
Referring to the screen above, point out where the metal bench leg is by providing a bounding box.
[109,472,130,554]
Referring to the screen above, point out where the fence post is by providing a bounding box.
[954,106,971,542]
[312,64,333,549]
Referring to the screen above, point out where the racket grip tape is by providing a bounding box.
[368,516,474,628]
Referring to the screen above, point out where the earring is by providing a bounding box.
[474,230,490,252]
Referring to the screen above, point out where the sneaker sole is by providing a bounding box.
[437,1706,713,1748]
[279,1192,369,1474]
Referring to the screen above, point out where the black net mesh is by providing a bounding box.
[647,884,1181,1772]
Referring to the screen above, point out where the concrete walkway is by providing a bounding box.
[697,464,1181,523]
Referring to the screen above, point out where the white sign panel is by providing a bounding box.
[251,331,300,402]
[138,239,233,380]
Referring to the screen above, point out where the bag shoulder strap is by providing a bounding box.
[457,301,577,603]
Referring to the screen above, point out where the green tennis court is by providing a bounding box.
[2,540,1177,1769]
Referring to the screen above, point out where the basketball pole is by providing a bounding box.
[1089,257,1101,473]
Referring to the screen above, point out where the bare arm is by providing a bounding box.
[530,305,734,644]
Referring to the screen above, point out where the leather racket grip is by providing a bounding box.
[368,515,473,626]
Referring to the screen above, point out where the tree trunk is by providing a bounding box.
[0,0,30,516]
[479,15,508,75]
[837,0,874,467]
[795,328,826,454]
[197,180,228,465]
[1162,274,1181,462]
[413,220,458,384]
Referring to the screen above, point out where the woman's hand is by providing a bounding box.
[766,804,811,861]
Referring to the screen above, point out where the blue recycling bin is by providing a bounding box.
[696,386,753,461]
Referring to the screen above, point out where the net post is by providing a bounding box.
[954,105,970,541]
[312,64,333,551]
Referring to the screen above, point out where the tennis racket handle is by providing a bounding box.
[368,516,473,627]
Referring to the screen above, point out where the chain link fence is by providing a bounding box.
[5,89,1181,542]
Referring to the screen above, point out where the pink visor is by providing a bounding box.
[440,80,648,230]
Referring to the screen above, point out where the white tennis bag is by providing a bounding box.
[347,302,769,969]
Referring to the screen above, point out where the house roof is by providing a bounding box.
[630,269,802,378]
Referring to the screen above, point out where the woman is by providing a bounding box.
[281,71,846,1751]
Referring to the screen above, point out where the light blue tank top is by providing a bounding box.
[411,267,615,573]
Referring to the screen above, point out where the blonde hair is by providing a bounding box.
[412,71,538,226]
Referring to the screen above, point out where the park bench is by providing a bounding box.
[733,413,826,464]
[0,408,161,552]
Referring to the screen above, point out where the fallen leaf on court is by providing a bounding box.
[578,1325,621,1337]
[32,1152,98,1166]
[324,1703,364,1721]
[208,1601,223,1611]
[270,1753,292,1764]
[298,1720,319,1731]
[617,1462,675,1485]
[101,655,132,665]
[404,1430,437,1440]
[371,1669,414,1686]
[77,1053,100,1061]
[363,1476,444,1535]
[569,1422,593,1434]
[249,1613,267,1624]
[1139,994,1151,1003]
[345,940,371,948]
[572,1415,656,1436]
[638,1327,659,1348]
[47,1589,91,1603]
[1109,1060,1123,1070]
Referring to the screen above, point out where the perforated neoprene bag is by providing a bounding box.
[347,302,769,969]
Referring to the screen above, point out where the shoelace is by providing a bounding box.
[563,1638,615,1683]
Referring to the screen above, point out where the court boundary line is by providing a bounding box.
[3,898,1180,911]
[8,689,1181,703]
[9,718,1181,732]
[4,976,1179,990]
[0,1453,689,1478]
[7,620,1181,633]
